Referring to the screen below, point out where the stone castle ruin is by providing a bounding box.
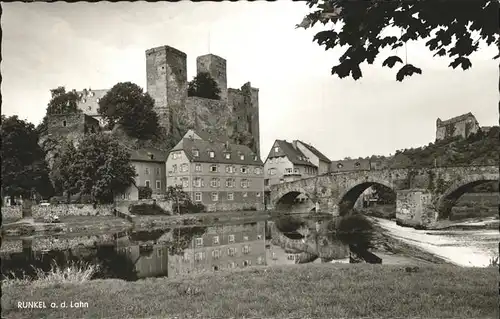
[74,45,260,155]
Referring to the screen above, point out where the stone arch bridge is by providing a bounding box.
[269,165,498,228]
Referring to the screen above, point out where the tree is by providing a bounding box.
[138,186,152,200]
[57,133,136,204]
[187,72,221,100]
[332,214,374,250]
[1,115,53,212]
[37,87,82,135]
[371,184,396,205]
[298,0,499,81]
[98,82,160,140]
[165,185,191,215]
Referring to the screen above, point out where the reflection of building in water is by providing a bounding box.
[116,236,170,278]
[168,222,266,278]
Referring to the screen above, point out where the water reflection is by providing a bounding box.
[1,216,357,281]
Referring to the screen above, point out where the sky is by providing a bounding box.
[2,2,498,161]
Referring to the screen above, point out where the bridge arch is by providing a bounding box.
[337,178,395,216]
[436,173,498,219]
[274,188,316,212]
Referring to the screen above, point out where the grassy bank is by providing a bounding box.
[2,264,498,319]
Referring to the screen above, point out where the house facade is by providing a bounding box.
[117,148,167,201]
[293,140,331,175]
[167,222,266,278]
[166,130,265,211]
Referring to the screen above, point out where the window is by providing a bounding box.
[256,192,261,197]
[228,262,236,268]
[145,180,150,188]
[213,236,220,245]
[257,235,262,240]
[195,252,204,261]
[243,192,248,198]
[226,165,234,173]
[182,178,189,188]
[240,154,245,160]
[240,166,248,174]
[227,192,234,201]
[269,158,274,164]
[156,167,161,175]
[337,163,343,169]
[96,98,100,103]
[195,164,201,172]
[294,168,299,174]
[355,162,361,167]
[285,168,292,174]
[156,180,161,190]
[226,178,235,188]
[227,247,236,256]
[211,192,219,201]
[274,147,279,153]
[210,165,218,172]
[195,238,203,247]
[62,120,67,127]
[193,149,199,157]
[180,164,188,172]
[194,192,202,202]
[172,165,177,173]
[157,249,163,257]
[243,260,251,267]
[193,178,202,188]
[209,151,215,158]
[243,236,249,241]
[253,155,258,161]
[225,153,231,159]
[212,249,221,259]
[257,256,264,265]
[87,106,91,111]
[242,245,250,254]
[255,167,262,175]
[82,98,87,103]
[229,235,235,243]
[264,179,269,186]
[145,168,150,175]
[210,178,220,187]
[241,179,248,188]
[268,168,276,175]
[279,179,285,183]
[172,153,178,160]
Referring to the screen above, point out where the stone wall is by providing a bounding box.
[1,204,114,221]
[395,189,435,228]
[183,96,231,137]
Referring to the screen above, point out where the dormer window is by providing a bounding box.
[225,153,231,159]
[253,155,258,161]
[193,149,199,157]
[240,154,245,161]
[355,162,360,167]
[209,151,215,158]
[337,163,343,168]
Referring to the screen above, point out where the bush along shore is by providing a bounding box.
[2,263,498,319]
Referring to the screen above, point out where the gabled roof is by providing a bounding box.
[129,148,167,163]
[295,140,331,163]
[268,140,316,167]
[171,137,263,166]
[439,112,476,125]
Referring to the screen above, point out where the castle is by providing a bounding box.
[435,112,480,141]
[75,45,261,155]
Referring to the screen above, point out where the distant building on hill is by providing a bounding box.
[75,88,109,127]
[435,112,480,141]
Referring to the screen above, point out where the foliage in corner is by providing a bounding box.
[298,0,499,81]
[187,72,221,100]
[56,133,136,204]
[1,115,54,200]
[98,82,160,140]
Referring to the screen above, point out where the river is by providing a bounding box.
[372,217,499,267]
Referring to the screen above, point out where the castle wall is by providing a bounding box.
[196,54,228,103]
[146,46,188,134]
[76,88,108,126]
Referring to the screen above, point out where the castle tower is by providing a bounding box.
[250,86,261,157]
[196,54,228,102]
[146,45,188,134]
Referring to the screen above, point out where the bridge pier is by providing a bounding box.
[396,189,438,229]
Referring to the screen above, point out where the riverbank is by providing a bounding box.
[2,263,497,319]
